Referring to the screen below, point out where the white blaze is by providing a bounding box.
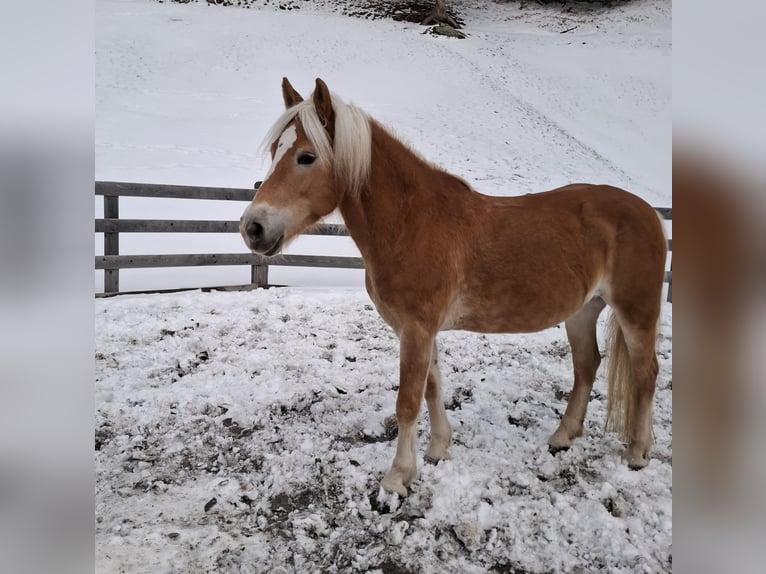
[263,125,297,182]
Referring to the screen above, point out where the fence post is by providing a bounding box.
[247,180,268,288]
[666,260,672,303]
[104,195,119,293]
[251,263,268,288]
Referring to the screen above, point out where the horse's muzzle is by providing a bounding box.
[239,207,287,256]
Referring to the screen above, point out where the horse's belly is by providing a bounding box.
[441,291,588,334]
[443,310,564,334]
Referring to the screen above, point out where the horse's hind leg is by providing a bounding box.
[607,310,660,469]
[425,341,452,463]
[549,297,606,452]
[624,348,659,469]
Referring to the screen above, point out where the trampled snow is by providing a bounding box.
[96,288,672,573]
[95,1,672,572]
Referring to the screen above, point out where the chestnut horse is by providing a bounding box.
[240,78,667,496]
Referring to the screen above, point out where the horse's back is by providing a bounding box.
[448,184,666,333]
[491,183,659,228]
[481,183,665,267]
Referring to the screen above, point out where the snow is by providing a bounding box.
[96,1,671,571]
[96,287,672,573]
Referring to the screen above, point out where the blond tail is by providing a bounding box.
[604,313,637,444]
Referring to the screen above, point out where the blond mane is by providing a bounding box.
[261,91,371,196]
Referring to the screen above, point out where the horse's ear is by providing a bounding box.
[282,77,304,109]
[313,78,335,139]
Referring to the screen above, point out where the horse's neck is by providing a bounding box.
[338,120,457,258]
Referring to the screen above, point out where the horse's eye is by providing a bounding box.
[297,153,316,166]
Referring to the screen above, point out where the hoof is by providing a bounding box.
[372,486,403,513]
[548,443,570,455]
[548,420,583,453]
[623,446,649,470]
[547,433,573,453]
[424,446,450,465]
[424,453,446,465]
[380,475,409,497]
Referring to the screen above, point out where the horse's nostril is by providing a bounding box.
[247,220,264,239]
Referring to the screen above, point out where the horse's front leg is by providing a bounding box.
[380,325,435,497]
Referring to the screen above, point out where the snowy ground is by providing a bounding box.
[96,288,672,573]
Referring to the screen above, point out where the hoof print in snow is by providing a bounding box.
[382,414,399,439]
[270,489,314,519]
[387,520,410,545]
[602,496,624,518]
[376,558,414,574]
[446,386,473,410]
[508,413,534,429]
[222,419,255,438]
[453,522,482,552]
[95,424,114,451]
[361,415,399,443]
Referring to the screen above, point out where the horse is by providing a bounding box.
[240,77,667,497]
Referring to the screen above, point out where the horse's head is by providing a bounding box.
[240,77,369,256]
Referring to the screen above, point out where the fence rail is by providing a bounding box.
[95,181,672,299]
[96,181,257,201]
[95,253,365,270]
[94,219,350,236]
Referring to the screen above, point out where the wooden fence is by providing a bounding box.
[95,181,672,300]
